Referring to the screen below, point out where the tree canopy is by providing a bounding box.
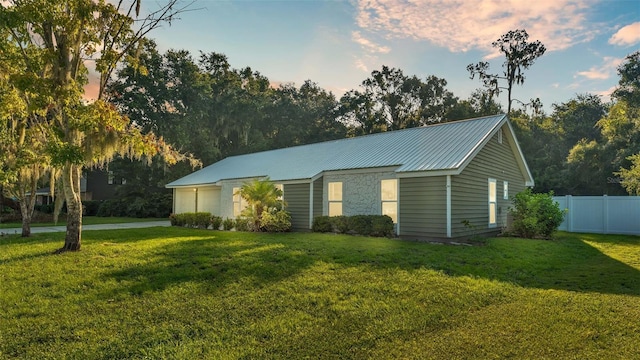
[0,0,197,247]
[467,29,546,114]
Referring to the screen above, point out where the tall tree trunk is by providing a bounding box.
[0,185,3,225]
[18,172,38,237]
[19,199,32,237]
[59,163,82,252]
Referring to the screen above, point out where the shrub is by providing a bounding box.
[169,213,181,226]
[211,216,223,230]
[312,215,394,237]
[34,203,55,214]
[96,193,172,218]
[509,189,565,239]
[260,209,292,232]
[312,216,333,233]
[332,216,350,234]
[371,215,394,237]
[169,212,212,228]
[234,217,252,232]
[349,215,372,236]
[194,212,212,229]
[83,200,102,216]
[222,218,235,231]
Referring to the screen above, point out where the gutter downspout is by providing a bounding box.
[446,175,452,238]
[309,181,314,230]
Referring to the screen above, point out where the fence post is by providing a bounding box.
[566,195,573,232]
[603,195,609,234]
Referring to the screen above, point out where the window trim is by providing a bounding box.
[503,181,509,200]
[232,187,248,217]
[328,181,343,216]
[275,184,284,201]
[488,178,497,228]
[381,179,398,223]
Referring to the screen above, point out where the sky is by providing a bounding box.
[142,0,639,113]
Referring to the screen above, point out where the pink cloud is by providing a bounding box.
[576,56,623,80]
[355,0,599,55]
[352,31,391,54]
[609,22,640,46]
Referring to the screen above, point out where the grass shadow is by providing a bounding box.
[100,229,640,298]
[101,232,317,297]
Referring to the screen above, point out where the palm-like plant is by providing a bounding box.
[237,177,284,229]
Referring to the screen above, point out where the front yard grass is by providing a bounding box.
[1,229,638,359]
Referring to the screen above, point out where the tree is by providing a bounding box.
[338,66,456,134]
[616,154,640,195]
[267,80,345,148]
[467,29,546,114]
[0,43,53,236]
[612,51,640,106]
[0,0,197,251]
[444,89,503,121]
[564,52,640,195]
[610,51,640,195]
[237,177,284,230]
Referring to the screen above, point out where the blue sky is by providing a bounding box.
[147,0,639,113]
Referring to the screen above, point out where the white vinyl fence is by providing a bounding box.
[553,196,640,235]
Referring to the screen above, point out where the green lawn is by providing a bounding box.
[0,216,164,229]
[1,229,639,359]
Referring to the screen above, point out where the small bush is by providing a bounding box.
[169,213,181,226]
[312,216,333,233]
[34,203,55,214]
[371,215,394,237]
[194,212,212,229]
[211,216,223,230]
[509,189,565,239]
[260,209,292,232]
[222,218,235,231]
[83,200,102,216]
[312,215,394,237]
[332,216,350,234]
[349,215,372,236]
[234,217,252,232]
[96,193,172,218]
[169,212,212,229]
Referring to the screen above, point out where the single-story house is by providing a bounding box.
[166,114,533,239]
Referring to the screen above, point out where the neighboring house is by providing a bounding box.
[31,170,123,204]
[166,114,533,240]
[32,177,89,205]
[85,170,126,201]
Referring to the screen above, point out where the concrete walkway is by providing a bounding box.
[0,220,171,235]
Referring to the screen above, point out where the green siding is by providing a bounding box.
[313,177,323,220]
[284,183,310,231]
[451,126,527,237]
[399,176,447,238]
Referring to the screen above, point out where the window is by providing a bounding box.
[328,182,342,216]
[381,179,398,223]
[503,181,509,200]
[488,179,497,227]
[232,187,248,217]
[497,129,503,144]
[107,171,114,185]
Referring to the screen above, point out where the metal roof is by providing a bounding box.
[167,114,516,187]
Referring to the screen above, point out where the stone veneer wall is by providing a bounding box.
[219,179,256,219]
[323,171,396,216]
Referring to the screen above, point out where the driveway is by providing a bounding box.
[0,221,171,235]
